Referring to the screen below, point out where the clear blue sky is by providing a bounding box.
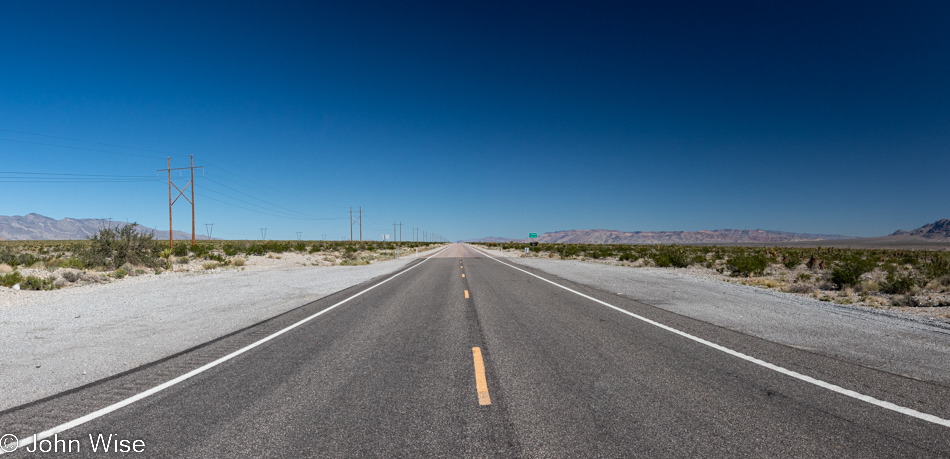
[1,1,948,240]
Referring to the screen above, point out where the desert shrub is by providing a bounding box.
[176,256,190,264]
[22,275,53,290]
[293,242,307,252]
[61,257,85,269]
[61,270,80,283]
[82,224,161,269]
[856,281,880,293]
[726,252,769,277]
[112,268,127,279]
[119,262,136,276]
[783,253,803,269]
[618,252,638,262]
[202,262,220,270]
[830,256,876,288]
[650,246,689,268]
[786,283,813,294]
[190,243,211,258]
[881,274,917,295]
[559,245,582,258]
[0,271,24,287]
[232,258,246,267]
[207,253,226,263]
[172,243,189,257]
[223,243,240,256]
[890,295,921,307]
[246,243,267,256]
[922,254,950,281]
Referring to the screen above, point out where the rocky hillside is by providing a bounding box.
[0,213,210,241]
[890,219,950,240]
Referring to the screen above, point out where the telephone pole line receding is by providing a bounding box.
[159,155,203,248]
[205,223,214,239]
[260,228,267,240]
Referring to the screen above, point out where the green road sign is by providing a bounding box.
[529,233,538,238]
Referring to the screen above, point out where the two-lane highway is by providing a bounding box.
[4,243,950,457]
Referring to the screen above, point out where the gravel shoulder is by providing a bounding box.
[0,247,444,411]
[500,255,950,386]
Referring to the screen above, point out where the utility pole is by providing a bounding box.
[349,207,353,242]
[359,206,362,242]
[159,155,203,248]
[205,223,214,239]
[398,222,402,243]
[296,232,302,241]
[260,228,267,240]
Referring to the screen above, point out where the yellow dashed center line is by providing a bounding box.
[462,273,465,278]
[471,347,491,405]
[464,290,469,298]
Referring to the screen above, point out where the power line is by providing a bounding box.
[0,138,164,160]
[0,128,175,156]
[203,176,340,219]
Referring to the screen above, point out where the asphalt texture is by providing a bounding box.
[4,243,950,457]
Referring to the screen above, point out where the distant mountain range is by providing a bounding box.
[463,228,853,244]
[464,220,950,244]
[891,219,950,240]
[0,213,212,241]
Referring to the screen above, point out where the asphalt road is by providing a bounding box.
[4,243,950,457]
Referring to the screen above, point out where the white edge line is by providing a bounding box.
[1,244,454,454]
[466,244,950,429]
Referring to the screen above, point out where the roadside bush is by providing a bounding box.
[223,243,240,256]
[881,274,917,295]
[172,243,189,257]
[61,257,85,269]
[650,246,690,268]
[618,252,638,262]
[783,252,803,269]
[189,243,211,258]
[112,268,127,279]
[22,275,53,290]
[82,224,161,269]
[830,256,876,288]
[0,271,24,287]
[727,252,769,277]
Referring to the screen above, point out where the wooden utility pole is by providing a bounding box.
[159,155,203,248]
